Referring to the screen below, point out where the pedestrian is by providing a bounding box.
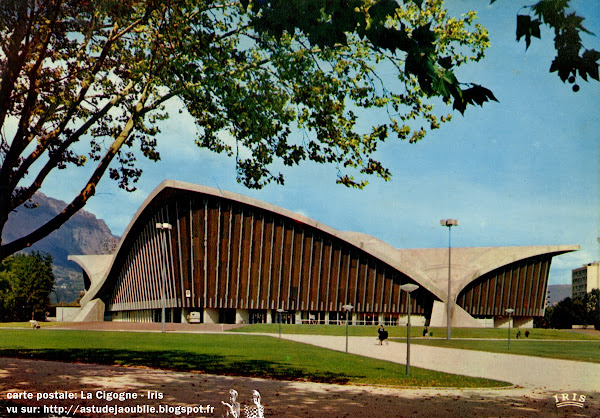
[516,329,521,339]
[423,326,429,337]
[525,330,530,338]
[378,325,388,345]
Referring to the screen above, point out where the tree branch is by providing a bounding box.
[11,81,136,209]
[0,81,151,259]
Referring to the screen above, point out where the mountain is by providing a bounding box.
[547,284,572,306]
[2,193,120,303]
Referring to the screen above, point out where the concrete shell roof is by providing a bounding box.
[74,180,579,306]
[67,254,113,289]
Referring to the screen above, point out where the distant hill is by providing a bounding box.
[547,284,572,306]
[3,193,119,303]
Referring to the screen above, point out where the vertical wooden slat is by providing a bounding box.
[262,215,273,305]
[293,228,304,308]
[300,232,311,309]
[519,262,530,314]
[536,258,550,314]
[531,258,543,315]
[318,240,331,308]
[312,238,323,308]
[327,244,340,309]
[234,208,244,307]
[175,201,185,307]
[189,199,195,307]
[245,211,255,307]
[281,223,293,308]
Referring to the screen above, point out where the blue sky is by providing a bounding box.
[39,1,599,285]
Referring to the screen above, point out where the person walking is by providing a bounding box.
[378,325,388,345]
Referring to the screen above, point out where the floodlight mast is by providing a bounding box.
[276,309,286,340]
[505,308,515,350]
[440,219,459,340]
[156,223,172,333]
[342,305,353,353]
[400,284,419,376]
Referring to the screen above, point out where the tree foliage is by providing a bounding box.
[0,0,493,261]
[494,0,600,91]
[0,251,55,321]
[537,289,600,330]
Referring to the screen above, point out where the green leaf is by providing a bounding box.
[516,15,541,49]
[580,49,600,81]
[453,85,498,115]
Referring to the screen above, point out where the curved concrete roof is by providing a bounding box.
[67,254,113,289]
[74,179,580,307]
[395,245,579,301]
[82,180,447,303]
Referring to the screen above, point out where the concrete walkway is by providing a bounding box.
[279,334,600,392]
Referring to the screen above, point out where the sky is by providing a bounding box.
[36,1,599,285]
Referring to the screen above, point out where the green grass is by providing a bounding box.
[233,323,600,341]
[411,338,600,363]
[0,329,508,388]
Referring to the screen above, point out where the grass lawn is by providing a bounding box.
[0,328,508,388]
[410,338,600,363]
[233,323,600,341]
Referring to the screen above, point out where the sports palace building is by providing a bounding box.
[69,180,578,328]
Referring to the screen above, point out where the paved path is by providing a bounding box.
[279,334,600,392]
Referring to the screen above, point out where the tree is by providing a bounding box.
[549,297,576,329]
[0,252,55,321]
[584,288,600,330]
[0,0,494,261]
[541,289,600,329]
[494,0,600,91]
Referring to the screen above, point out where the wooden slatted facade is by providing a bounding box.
[102,191,435,320]
[456,254,552,317]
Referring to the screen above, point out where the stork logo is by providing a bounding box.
[552,393,586,408]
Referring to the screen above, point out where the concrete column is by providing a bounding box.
[494,315,512,329]
[204,308,219,324]
[236,309,249,324]
[181,309,189,324]
[513,317,534,329]
[266,310,273,324]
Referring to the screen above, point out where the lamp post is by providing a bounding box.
[505,308,514,350]
[342,304,353,353]
[276,309,286,340]
[156,222,172,333]
[400,284,419,376]
[53,289,63,322]
[440,219,459,340]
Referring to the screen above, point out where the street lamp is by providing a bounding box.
[276,309,286,340]
[53,289,63,322]
[342,304,354,353]
[505,308,515,350]
[156,222,172,333]
[440,219,459,340]
[400,283,419,376]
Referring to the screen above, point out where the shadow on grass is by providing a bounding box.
[0,348,353,384]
